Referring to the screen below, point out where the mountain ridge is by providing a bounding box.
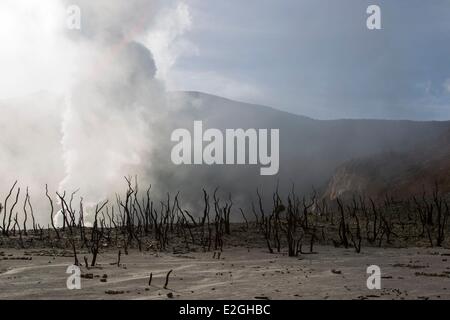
[2,90,450,209]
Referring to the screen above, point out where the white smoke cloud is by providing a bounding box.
[0,0,77,99]
[0,0,193,224]
[59,0,187,212]
[144,2,196,87]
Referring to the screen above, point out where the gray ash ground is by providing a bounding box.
[1,226,449,300]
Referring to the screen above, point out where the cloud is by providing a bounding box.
[144,1,196,87]
[443,79,450,93]
[0,0,195,224]
[0,0,77,99]
[170,0,450,120]
[59,0,172,210]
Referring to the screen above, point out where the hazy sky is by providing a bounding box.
[1,0,450,120]
[165,0,450,120]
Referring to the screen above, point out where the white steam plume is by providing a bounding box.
[0,0,192,225]
[144,2,195,86]
[59,0,190,216]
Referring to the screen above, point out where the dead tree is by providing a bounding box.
[200,189,212,251]
[336,198,349,248]
[286,194,301,257]
[57,191,79,265]
[431,184,449,247]
[46,185,60,240]
[2,181,18,236]
[366,198,380,243]
[223,194,233,235]
[0,203,3,234]
[239,208,249,231]
[272,191,283,252]
[348,200,362,253]
[117,250,121,267]
[22,188,30,236]
[5,184,20,236]
[164,269,173,289]
[254,190,273,254]
[13,213,24,249]
[90,200,108,266]
[213,190,225,251]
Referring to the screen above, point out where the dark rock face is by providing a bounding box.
[323,129,450,201]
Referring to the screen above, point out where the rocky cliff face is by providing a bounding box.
[323,130,450,201]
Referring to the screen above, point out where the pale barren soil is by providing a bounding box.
[1,245,449,300]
